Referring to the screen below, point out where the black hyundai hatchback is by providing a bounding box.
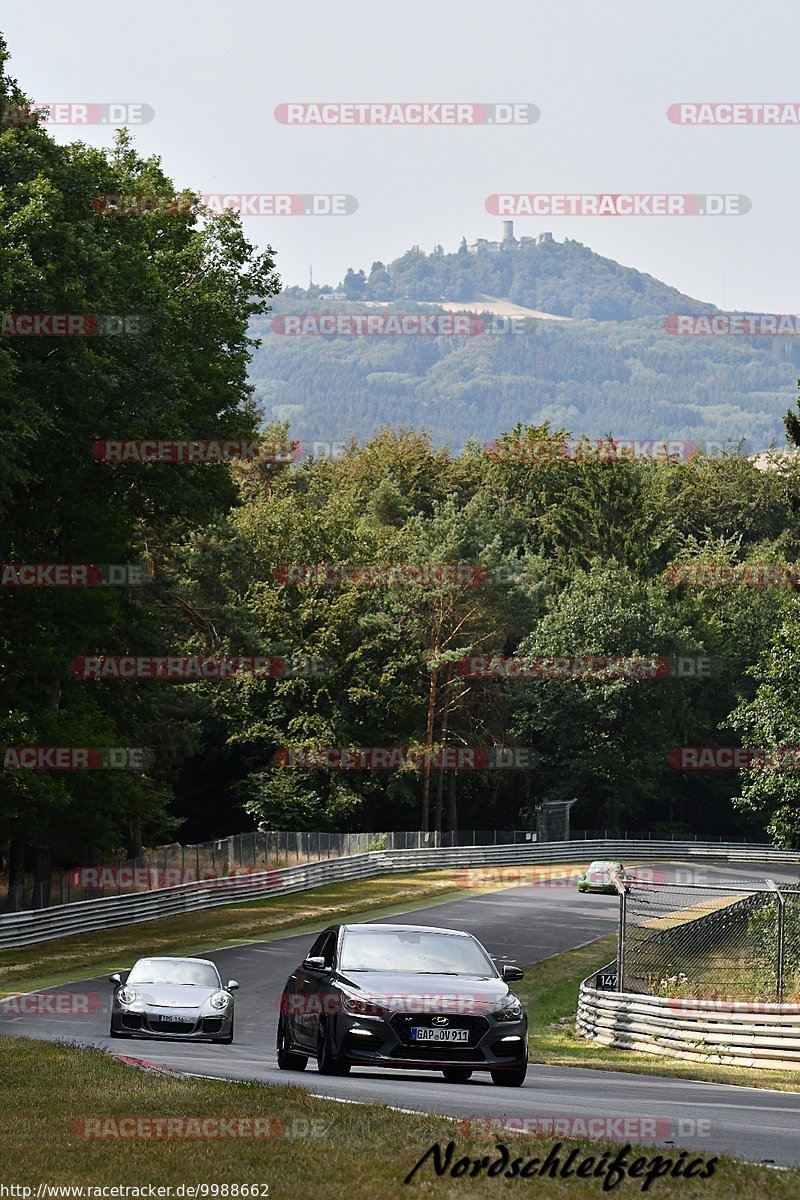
[276,922,528,1085]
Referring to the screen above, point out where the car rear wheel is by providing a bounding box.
[276,1016,307,1071]
[441,1067,473,1083]
[490,1062,528,1087]
[316,1020,351,1075]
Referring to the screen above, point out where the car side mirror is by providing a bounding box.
[109,973,121,985]
[302,956,328,971]
[226,980,240,991]
[502,964,524,982]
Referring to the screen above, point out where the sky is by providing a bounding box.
[2,1,799,311]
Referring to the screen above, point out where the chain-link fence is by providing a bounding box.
[1,827,770,912]
[3,827,543,910]
[619,878,800,1003]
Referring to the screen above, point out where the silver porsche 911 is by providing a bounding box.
[109,956,238,1043]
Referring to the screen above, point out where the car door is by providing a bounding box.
[295,930,337,1049]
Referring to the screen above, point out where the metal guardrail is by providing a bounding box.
[576,974,800,1070]
[1,839,798,949]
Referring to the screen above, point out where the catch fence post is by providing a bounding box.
[776,890,786,1003]
[617,883,627,993]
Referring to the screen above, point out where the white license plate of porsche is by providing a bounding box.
[410,1027,469,1042]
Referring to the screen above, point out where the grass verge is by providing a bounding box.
[0,1036,796,1196]
[519,935,800,1092]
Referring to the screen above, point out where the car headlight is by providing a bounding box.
[340,993,388,1017]
[117,987,137,1006]
[210,992,230,1010]
[492,995,524,1022]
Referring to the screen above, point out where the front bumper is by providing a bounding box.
[333,1011,528,1072]
[110,1006,233,1040]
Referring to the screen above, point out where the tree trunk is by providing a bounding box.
[447,772,458,838]
[433,694,450,835]
[127,818,143,860]
[7,834,26,912]
[421,663,438,830]
[32,826,52,910]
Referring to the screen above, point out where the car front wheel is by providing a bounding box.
[316,1020,351,1075]
[490,1062,528,1087]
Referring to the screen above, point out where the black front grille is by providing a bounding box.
[202,1017,223,1033]
[389,1013,489,1047]
[148,1016,196,1033]
[121,1014,142,1030]
[391,1043,486,1062]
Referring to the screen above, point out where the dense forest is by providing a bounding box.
[251,302,796,452]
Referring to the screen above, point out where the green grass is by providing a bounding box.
[519,935,800,1092]
[1,1036,797,1196]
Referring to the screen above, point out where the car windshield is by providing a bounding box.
[338,929,495,975]
[126,959,219,988]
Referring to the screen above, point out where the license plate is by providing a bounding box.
[410,1027,469,1042]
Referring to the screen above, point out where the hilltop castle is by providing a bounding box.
[466,221,553,254]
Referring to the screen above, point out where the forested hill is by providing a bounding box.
[282,235,716,321]
[249,235,798,453]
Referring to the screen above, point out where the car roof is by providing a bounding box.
[338,922,473,937]
[132,955,216,967]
